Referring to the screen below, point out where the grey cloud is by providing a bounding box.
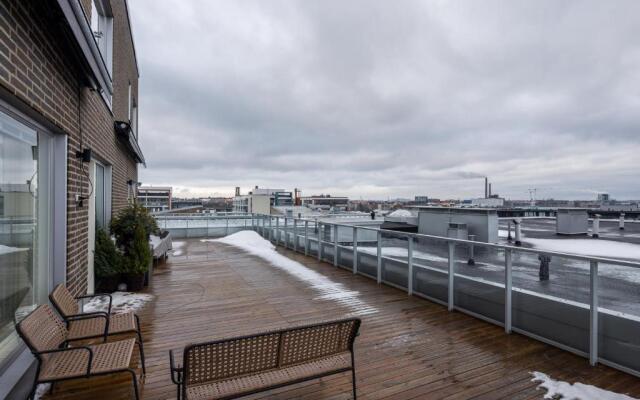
[130,0,640,200]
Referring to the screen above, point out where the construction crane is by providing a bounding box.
[528,188,538,207]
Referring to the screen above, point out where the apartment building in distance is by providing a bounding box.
[0,1,144,396]
[138,186,172,212]
[300,194,349,211]
[232,186,293,214]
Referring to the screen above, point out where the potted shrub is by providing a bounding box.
[111,202,158,291]
[94,228,121,292]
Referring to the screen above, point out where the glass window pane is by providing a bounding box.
[0,111,39,368]
[95,163,105,228]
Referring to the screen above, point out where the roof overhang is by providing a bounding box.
[114,121,146,166]
[55,0,113,95]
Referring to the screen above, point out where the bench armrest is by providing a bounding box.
[77,293,113,314]
[38,346,94,376]
[169,349,183,385]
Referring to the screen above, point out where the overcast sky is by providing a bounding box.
[129,1,640,200]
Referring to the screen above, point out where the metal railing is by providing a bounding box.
[248,213,640,377]
[154,214,254,238]
[153,212,640,377]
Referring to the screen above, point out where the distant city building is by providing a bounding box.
[172,198,204,209]
[598,193,610,203]
[138,186,172,213]
[414,196,429,205]
[232,186,292,214]
[470,197,505,208]
[301,195,349,211]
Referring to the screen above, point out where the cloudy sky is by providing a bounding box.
[129,1,640,200]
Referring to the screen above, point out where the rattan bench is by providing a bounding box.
[169,318,361,400]
[49,284,146,374]
[15,304,143,400]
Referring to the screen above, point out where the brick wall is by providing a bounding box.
[0,0,140,296]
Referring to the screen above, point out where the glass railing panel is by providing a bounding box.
[411,236,450,303]
[206,218,227,237]
[454,243,505,323]
[511,252,590,354]
[597,262,640,370]
[337,245,353,269]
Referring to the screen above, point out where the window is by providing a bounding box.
[94,162,111,229]
[0,110,51,370]
[90,0,113,77]
[128,83,138,139]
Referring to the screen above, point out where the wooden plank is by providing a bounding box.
[43,239,640,400]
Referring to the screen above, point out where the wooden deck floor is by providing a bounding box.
[44,238,640,400]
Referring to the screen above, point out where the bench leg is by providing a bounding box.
[135,315,147,375]
[128,369,140,400]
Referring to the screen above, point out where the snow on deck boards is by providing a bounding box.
[42,238,640,400]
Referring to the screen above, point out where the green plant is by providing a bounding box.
[95,227,121,279]
[123,223,152,275]
[110,202,159,250]
[110,202,157,278]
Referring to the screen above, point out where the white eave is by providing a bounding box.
[56,0,113,94]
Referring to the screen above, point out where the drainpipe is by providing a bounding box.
[513,218,522,246]
[592,214,600,238]
[620,213,625,230]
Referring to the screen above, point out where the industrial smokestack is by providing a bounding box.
[489,183,492,198]
[485,177,489,198]
[235,186,240,196]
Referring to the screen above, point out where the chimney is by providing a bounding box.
[484,177,488,198]
[235,186,240,196]
[489,183,492,197]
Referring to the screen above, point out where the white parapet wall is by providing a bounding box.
[415,207,499,243]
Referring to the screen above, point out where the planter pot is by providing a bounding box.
[97,275,120,293]
[124,273,145,292]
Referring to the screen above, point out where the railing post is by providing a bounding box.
[318,223,323,261]
[283,218,288,248]
[293,219,298,252]
[333,224,339,267]
[448,242,455,311]
[408,236,414,296]
[304,220,309,256]
[504,249,513,334]
[268,216,272,241]
[275,217,279,244]
[225,217,229,236]
[590,260,599,366]
[352,227,358,274]
[377,231,382,284]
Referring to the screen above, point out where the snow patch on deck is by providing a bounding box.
[531,371,637,399]
[209,231,378,316]
[83,292,154,314]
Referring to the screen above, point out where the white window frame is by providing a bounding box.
[90,0,114,78]
[0,100,67,397]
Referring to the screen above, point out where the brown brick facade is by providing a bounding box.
[0,0,141,296]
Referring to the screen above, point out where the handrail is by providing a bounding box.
[255,214,640,269]
[247,212,640,376]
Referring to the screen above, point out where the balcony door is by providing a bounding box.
[87,160,111,293]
